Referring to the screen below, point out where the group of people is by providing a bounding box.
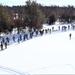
[0,28,52,50]
[0,38,8,50]
[0,25,73,51]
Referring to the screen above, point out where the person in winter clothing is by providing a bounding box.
[13,36,15,42]
[5,42,7,49]
[69,33,72,40]
[0,41,3,50]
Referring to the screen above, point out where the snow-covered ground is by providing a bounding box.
[0,24,75,74]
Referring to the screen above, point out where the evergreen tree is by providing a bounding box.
[48,14,56,25]
[24,0,45,29]
[0,5,12,33]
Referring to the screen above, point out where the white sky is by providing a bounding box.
[0,0,75,6]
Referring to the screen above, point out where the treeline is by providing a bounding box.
[6,5,75,23]
[40,5,75,23]
[5,5,75,19]
[0,0,75,33]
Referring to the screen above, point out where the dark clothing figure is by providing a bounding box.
[69,33,72,40]
[30,32,33,39]
[2,38,5,44]
[36,30,38,36]
[23,34,28,41]
[45,29,47,34]
[58,26,60,30]
[40,30,44,36]
[5,42,7,49]
[0,41,3,50]
[52,27,54,31]
[68,25,70,30]
[23,34,26,41]
[50,29,51,34]
[6,37,9,44]
[13,36,15,42]
[19,35,22,41]
[18,38,20,43]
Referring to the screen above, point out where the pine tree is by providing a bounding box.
[48,14,56,25]
[0,5,12,33]
[24,0,45,29]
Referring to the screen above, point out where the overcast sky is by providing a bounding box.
[0,0,75,6]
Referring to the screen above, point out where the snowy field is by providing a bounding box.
[0,24,75,74]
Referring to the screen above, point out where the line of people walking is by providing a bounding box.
[0,28,52,51]
[0,24,73,51]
